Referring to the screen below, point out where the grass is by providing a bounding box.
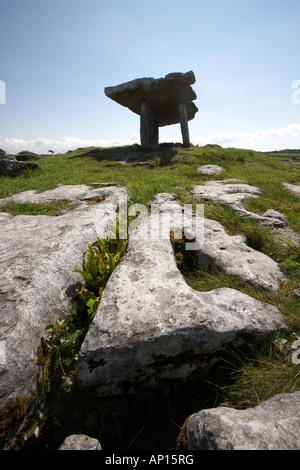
[0,200,76,216]
[214,333,300,409]
[173,238,300,412]
[1,142,300,447]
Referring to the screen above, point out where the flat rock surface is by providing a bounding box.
[186,391,300,450]
[0,185,126,408]
[196,165,224,175]
[192,181,262,206]
[199,217,286,291]
[192,181,299,243]
[152,193,286,291]
[0,183,119,205]
[105,71,198,127]
[77,195,286,396]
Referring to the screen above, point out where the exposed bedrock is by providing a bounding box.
[0,185,127,409]
[186,391,300,450]
[192,180,300,243]
[77,194,286,396]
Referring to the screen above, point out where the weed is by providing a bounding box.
[75,223,128,317]
[26,217,129,445]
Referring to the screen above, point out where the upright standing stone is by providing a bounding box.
[104,71,198,147]
[140,102,159,147]
[178,102,190,147]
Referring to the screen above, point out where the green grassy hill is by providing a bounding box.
[1,143,300,449]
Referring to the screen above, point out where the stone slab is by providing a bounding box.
[104,71,198,127]
[0,185,127,409]
[77,195,286,396]
[192,181,290,226]
[186,391,300,450]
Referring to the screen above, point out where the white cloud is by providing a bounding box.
[0,124,299,154]
[192,123,300,151]
[0,135,140,155]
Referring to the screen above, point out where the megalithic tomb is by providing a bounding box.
[104,71,198,148]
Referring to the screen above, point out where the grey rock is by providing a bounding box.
[105,71,198,147]
[105,71,198,127]
[15,152,41,162]
[0,183,119,205]
[293,284,300,299]
[284,183,300,197]
[192,181,262,207]
[0,158,40,176]
[150,192,183,213]
[77,195,286,396]
[199,217,286,291]
[186,391,300,450]
[192,181,291,228]
[151,193,286,291]
[197,165,224,176]
[59,434,102,450]
[0,185,127,409]
[262,209,288,228]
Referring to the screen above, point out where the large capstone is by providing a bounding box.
[104,71,198,147]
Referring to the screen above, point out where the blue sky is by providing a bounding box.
[0,0,300,153]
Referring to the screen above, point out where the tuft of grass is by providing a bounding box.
[215,333,300,409]
[0,200,77,216]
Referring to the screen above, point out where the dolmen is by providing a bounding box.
[104,71,198,148]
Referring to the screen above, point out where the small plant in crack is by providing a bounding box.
[35,215,129,438]
[75,222,128,317]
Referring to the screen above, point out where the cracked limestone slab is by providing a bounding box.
[192,181,292,228]
[0,185,127,409]
[198,217,286,291]
[77,194,286,396]
[0,183,122,206]
[151,194,286,291]
[192,181,263,214]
